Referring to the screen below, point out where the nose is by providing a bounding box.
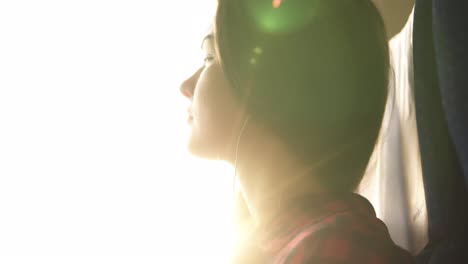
[180,67,203,99]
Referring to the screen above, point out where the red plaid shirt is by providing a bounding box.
[241,193,414,263]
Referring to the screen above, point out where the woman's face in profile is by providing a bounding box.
[180,35,243,160]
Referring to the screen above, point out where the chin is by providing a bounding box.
[186,133,221,160]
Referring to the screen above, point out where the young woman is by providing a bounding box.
[180,0,414,263]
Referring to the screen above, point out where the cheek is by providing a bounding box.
[197,65,239,126]
[189,65,240,157]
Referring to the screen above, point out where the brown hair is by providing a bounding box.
[215,0,389,193]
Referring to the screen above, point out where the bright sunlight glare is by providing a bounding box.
[0,1,236,263]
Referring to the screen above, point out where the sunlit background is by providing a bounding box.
[0,1,237,263]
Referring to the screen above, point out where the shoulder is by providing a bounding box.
[275,206,414,264]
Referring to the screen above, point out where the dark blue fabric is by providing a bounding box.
[432,0,468,190]
[413,0,468,263]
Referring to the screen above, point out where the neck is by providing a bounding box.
[229,121,323,227]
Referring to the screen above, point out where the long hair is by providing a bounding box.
[215,0,389,261]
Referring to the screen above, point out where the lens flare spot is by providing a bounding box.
[272,0,282,9]
[253,46,263,55]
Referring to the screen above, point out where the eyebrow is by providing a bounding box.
[201,34,213,50]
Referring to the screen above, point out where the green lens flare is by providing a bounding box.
[245,0,319,34]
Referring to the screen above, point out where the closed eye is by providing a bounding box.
[204,55,215,64]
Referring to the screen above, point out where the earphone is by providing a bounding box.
[232,114,251,195]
